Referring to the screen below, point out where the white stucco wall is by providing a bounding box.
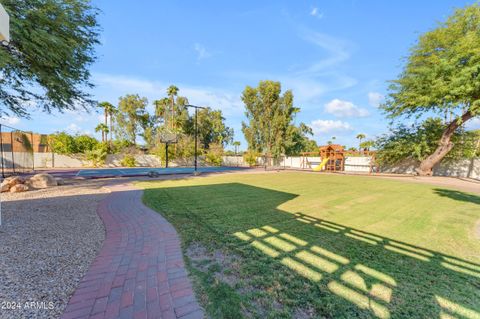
[344,156,372,172]
[3,152,478,180]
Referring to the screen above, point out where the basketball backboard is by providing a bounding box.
[0,4,9,43]
[159,131,178,144]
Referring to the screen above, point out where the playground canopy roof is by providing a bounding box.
[319,144,344,151]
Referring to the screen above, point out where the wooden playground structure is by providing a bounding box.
[300,144,377,173]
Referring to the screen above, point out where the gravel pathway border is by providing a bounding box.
[0,179,109,319]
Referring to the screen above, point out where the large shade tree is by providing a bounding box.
[284,123,318,156]
[115,94,148,146]
[188,107,234,149]
[382,4,480,175]
[376,118,479,165]
[0,0,100,117]
[241,80,299,159]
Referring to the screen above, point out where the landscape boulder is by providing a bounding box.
[1,176,24,192]
[10,184,29,193]
[27,173,58,189]
[1,183,10,192]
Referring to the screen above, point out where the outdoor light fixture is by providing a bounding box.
[185,104,206,173]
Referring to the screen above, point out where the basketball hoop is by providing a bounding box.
[159,131,178,169]
[159,131,178,144]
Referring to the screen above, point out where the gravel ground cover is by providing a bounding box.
[0,179,109,319]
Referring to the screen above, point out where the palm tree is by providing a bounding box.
[99,102,115,143]
[360,140,374,151]
[154,98,170,124]
[107,105,116,145]
[233,141,241,155]
[167,85,179,131]
[356,133,366,152]
[95,123,109,142]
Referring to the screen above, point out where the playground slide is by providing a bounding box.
[313,158,329,172]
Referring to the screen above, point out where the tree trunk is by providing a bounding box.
[104,111,108,143]
[416,110,473,176]
[109,113,113,146]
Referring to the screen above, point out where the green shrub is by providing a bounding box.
[48,132,100,155]
[48,132,78,154]
[121,154,136,167]
[75,134,99,153]
[85,143,108,167]
[243,150,259,167]
[205,143,223,166]
[111,139,133,154]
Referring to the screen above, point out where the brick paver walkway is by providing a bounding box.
[61,182,204,319]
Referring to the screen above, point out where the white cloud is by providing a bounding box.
[310,7,323,19]
[92,73,244,117]
[297,29,350,76]
[465,117,480,130]
[97,114,106,123]
[181,87,243,115]
[0,116,20,126]
[266,28,355,104]
[309,119,352,134]
[368,92,384,108]
[66,123,81,133]
[225,28,357,105]
[94,73,157,94]
[324,99,369,118]
[194,43,212,61]
[64,110,90,123]
[65,123,91,135]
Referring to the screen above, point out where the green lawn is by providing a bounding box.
[139,172,480,319]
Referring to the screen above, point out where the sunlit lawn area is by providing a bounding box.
[140,172,480,318]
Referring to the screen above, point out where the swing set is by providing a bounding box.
[300,144,377,173]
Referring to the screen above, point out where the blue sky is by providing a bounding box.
[3,0,480,150]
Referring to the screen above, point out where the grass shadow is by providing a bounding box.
[433,188,480,205]
[143,182,480,319]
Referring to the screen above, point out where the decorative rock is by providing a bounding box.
[1,182,10,192]
[1,176,23,188]
[28,173,58,189]
[10,184,29,193]
[55,177,65,185]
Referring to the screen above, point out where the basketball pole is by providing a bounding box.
[194,108,198,172]
[165,143,169,168]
